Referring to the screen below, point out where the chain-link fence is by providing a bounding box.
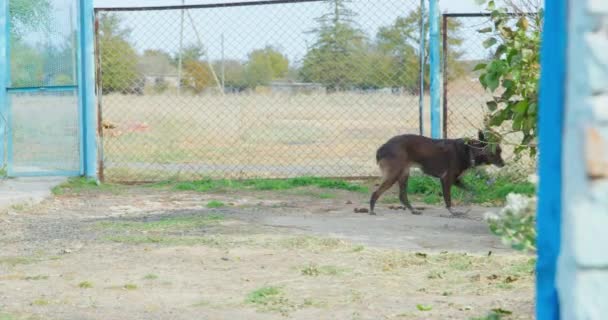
[95,0,427,182]
[442,13,537,177]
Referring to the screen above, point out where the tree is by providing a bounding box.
[180,44,215,93]
[9,0,51,38]
[376,7,465,92]
[300,0,366,91]
[244,47,289,87]
[98,13,140,94]
[475,0,543,156]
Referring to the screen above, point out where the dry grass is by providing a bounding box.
[100,90,534,181]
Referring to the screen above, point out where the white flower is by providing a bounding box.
[484,211,499,221]
[527,174,539,185]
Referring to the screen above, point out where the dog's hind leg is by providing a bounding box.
[398,169,420,215]
[370,163,399,215]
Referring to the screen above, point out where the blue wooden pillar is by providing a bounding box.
[428,0,440,138]
[0,0,6,169]
[79,0,97,179]
[537,0,567,318]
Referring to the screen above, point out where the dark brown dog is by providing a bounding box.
[369,131,505,215]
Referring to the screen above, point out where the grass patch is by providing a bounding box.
[0,257,35,267]
[0,313,14,320]
[152,176,367,193]
[123,283,138,290]
[206,200,225,208]
[406,170,535,205]
[301,263,349,276]
[143,274,159,280]
[24,275,48,281]
[31,299,49,306]
[246,286,294,315]
[279,236,349,251]
[52,177,120,195]
[104,235,229,247]
[97,214,224,232]
[78,281,93,289]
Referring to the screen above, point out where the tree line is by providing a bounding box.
[9,0,466,94]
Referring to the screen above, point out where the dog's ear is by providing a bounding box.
[478,130,485,142]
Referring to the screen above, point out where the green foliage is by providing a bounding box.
[376,7,465,91]
[245,47,289,87]
[486,193,536,252]
[166,176,367,193]
[406,170,535,205]
[476,1,543,156]
[206,200,225,208]
[99,13,140,94]
[301,2,465,92]
[9,0,51,38]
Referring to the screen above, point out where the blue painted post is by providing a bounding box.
[0,0,6,169]
[418,0,425,136]
[428,0,440,138]
[536,0,566,318]
[80,0,97,179]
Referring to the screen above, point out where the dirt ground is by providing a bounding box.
[0,185,534,320]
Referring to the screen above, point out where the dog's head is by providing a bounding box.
[468,130,505,168]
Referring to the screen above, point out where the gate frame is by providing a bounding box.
[0,0,97,178]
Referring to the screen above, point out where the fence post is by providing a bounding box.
[418,0,426,136]
[537,0,566,319]
[428,0,441,139]
[0,0,6,170]
[441,14,448,138]
[80,0,98,179]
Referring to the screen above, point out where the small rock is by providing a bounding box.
[221,257,229,261]
[61,248,72,254]
[345,200,353,205]
[354,208,369,213]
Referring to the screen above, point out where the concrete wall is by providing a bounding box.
[558,0,608,318]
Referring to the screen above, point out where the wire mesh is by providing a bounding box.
[442,14,537,177]
[96,0,426,182]
[6,0,81,174]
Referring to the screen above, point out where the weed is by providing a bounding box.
[279,236,348,251]
[352,245,365,252]
[31,299,49,306]
[206,200,225,208]
[104,235,227,247]
[416,304,433,311]
[245,286,294,315]
[52,177,119,195]
[0,257,34,267]
[78,281,94,289]
[427,270,445,279]
[301,263,348,276]
[97,214,224,232]
[143,274,159,280]
[123,283,138,290]
[24,275,49,281]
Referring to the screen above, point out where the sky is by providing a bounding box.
[89,0,495,63]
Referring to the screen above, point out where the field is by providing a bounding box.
[100,88,534,182]
[0,178,535,320]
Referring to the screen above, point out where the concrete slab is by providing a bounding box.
[0,177,66,212]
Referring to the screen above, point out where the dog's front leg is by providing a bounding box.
[442,177,468,216]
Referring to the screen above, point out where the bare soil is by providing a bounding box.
[0,186,534,320]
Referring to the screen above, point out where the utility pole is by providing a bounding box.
[177,0,184,96]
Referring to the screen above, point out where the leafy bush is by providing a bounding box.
[484,192,536,252]
[475,1,543,156]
